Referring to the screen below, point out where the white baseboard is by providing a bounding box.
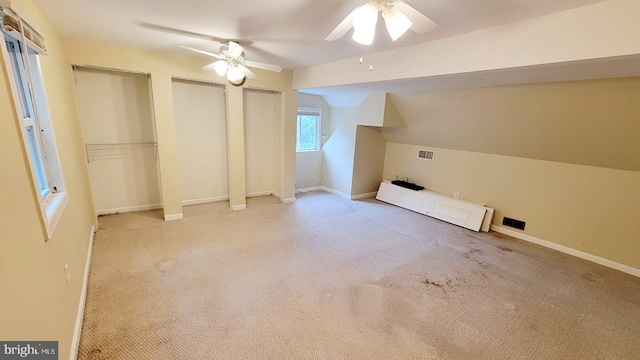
[164,213,183,221]
[182,196,229,206]
[351,191,378,200]
[272,191,282,199]
[319,186,351,200]
[282,197,296,204]
[96,203,162,216]
[70,225,96,360]
[491,225,640,278]
[296,186,322,193]
[232,204,247,211]
[246,191,273,198]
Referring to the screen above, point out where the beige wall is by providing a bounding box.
[383,143,640,269]
[64,39,297,212]
[172,79,228,203]
[352,126,387,196]
[382,77,640,172]
[321,93,395,197]
[295,151,324,190]
[322,107,358,196]
[0,0,96,358]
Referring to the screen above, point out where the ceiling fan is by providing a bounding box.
[325,0,438,45]
[178,41,282,86]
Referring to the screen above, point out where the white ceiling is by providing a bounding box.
[32,0,606,70]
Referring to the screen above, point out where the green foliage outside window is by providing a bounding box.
[297,114,318,150]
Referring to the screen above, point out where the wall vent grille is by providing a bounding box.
[503,217,526,230]
[417,149,435,161]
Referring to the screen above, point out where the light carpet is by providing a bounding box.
[78,191,640,359]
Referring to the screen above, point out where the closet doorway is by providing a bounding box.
[172,79,229,205]
[243,89,282,198]
[73,66,161,215]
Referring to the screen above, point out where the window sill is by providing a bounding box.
[43,192,69,240]
[296,149,323,153]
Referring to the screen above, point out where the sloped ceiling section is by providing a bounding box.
[379,77,640,172]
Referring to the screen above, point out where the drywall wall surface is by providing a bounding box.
[296,151,324,190]
[353,92,406,129]
[355,92,386,127]
[294,0,640,89]
[272,92,283,198]
[383,142,640,269]
[381,77,640,172]
[149,73,183,217]
[74,67,161,213]
[321,106,358,195]
[280,90,298,202]
[0,0,96,358]
[244,89,278,196]
[172,79,228,203]
[382,94,405,128]
[226,85,246,208]
[74,68,155,144]
[351,126,387,196]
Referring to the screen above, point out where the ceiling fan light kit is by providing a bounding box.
[382,5,412,41]
[352,1,379,45]
[325,0,437,45]
[212,60,228,76]
[178,41,282,86]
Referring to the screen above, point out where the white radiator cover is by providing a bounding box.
[376,181,494,232]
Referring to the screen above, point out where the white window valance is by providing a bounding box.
[0,6,46,54]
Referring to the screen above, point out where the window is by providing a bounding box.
[296,108,321,151]
[2,9,68,239]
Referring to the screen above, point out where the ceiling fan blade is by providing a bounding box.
[228,41,245,58]
[201,62,218,72]
[244,60,282,73]
[394,1,438,34]
[140,23,229,43]
[324,10,355,41]
[238,65,258,79]
[176,45,224,59]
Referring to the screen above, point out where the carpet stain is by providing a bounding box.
[463,249,490,268]
[420,276,466,294]
[463,249,482,258]
[156,258,176,276]
[497,246,514,253]
[582,273,597,282]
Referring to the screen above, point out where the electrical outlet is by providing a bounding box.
[454,192,460,199]
[64,263,70,285]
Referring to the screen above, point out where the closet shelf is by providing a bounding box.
[85,142,157,149]
[84,143,158,162]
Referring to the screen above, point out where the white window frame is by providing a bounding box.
[296,107,322,152]
[2,15,68,240]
